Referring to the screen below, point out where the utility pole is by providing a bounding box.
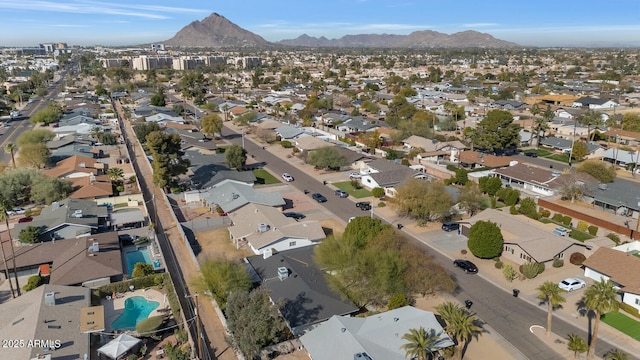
[194,293,203,359]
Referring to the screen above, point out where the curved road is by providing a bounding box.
[222,125,635,360]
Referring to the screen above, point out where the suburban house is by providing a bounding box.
[227,203,326,255]
[13,198,109,241]
[46,134,95,161]
[144,112,186,125]
[457,150,513,169]
[580,178,640,218]
[539,136,604,158]
[68,174,114,200]
[295,136,336,153]
[605,128,640,148]
[245,246,359,335]
[42,154,106,179]
[184,182,285,214]
[184,150,257,189]
[462,209,590,265]
[300,306,454,360]
[572,97,618,109]
[548,119,590,138]
[275,125,304,140]
[582,245,640,312]
[358,158,423,197]
[601,147,640,168]
[336,116,379,133]
[403,135,467,163]
[0,284,92,360]
[493,163,595,197]
[492,99,528,111]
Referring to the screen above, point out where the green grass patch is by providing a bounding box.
[333,181,372,199]
[113,203,129,209]
[546,153,571,163]
[633,253,640,259]
[601,312,640,340]
[539,218,552,224]
[253,169,281,185]
[215,146,227,154]
[530,149,552,157]
[569,229,594,242]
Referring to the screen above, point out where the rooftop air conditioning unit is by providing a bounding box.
[44,292,56,306]
[277,267,288,281]
[258,223,269,233]
[71,210,83,218]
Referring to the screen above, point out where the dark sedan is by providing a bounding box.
[283,212,306,220]
[312,193,328,203]
[453,259,478,274]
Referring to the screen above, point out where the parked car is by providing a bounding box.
[453,259,478,274]
[312,193,327,203]
[356,201,371,211]
[6,208,26,216]
[283,212,306,220]
[558,278,586,291]
[442,222,460,232]
[553,227,568,237]
[334,189,348,198]
[349,172,362,179]
[282,173,294,182]
[524,152,538,157]
[18,217,33,223]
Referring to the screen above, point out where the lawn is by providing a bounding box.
[253,169,281,185]
[546,153,571,163]
[530,149,553,157]
[333,181,372,199]
[601,312,640,340]
[569,229,594,242]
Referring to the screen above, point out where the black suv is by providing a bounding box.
[453,259,478,274]
[442,222,460,232]
[356,201,372,211]
[283,212,306,220]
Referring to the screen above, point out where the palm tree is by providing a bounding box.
[604,348,629,360]
[583,279,620,359]
[107,167,124,182]
[4,142,17,169]
[0,196,20,297]
[536,281,566,335]
[567,334,588,359]
[578,110,602,143]
[436,301,482,360]
[401,327,442,360]
[529,104,541,146]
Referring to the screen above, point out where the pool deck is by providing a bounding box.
[102,288,169,333]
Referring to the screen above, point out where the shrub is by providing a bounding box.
[351,179,362,189]
[372,187,385,198]
[136,315,164,336]
[416,218,427,227]
[552,258,564,268]
[280,140,292,148]
[587,225,598,236]
[577,221,588,232]
[388,293,410,310]
[569,252,587,266]
[467,220,504,259]
[493,257,501,262]
[446,164,458,172]
[552,213,564,222]
[132,263,154,278]
[521,262,545,279]
[401,159,410,166]
[23,275,43,291]
[502,264,518,282]
[378,201,386,208]
[539,209,551,218]
[562,216,572,226]
[606,233,621,245]
[509,205,518,215]
[495,261,504,269]
[619,302,640,318]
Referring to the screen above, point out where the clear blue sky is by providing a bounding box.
[1,0,639,47]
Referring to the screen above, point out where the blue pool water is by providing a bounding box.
[125,247,151,276]
[111,296,159,330]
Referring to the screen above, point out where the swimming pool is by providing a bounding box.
[111,296,159,331]
[125,247,152,276]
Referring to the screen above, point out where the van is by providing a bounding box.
[442,222,460,232]
[553,227,568,237]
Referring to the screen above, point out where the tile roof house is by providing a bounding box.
[228,203,326,255]
[42,154,106,178]
[458,150,513,169]
[13,198,109,241]
[0,284,91,360]
[245,246,359,335]
[583,245,640,312]
[300,306,454,360]
[68,174,114,199]
[463,209,589,265]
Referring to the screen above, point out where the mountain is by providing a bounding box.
[164,13,270,48]
[277,30,519,48]
[163,12,519,49]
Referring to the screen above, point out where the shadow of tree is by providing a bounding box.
[279,292,323,330]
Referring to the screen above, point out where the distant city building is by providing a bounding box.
[150,44,166,51]
[243,56,262,69]
[40,42,68,53]
[101,58,125,68]
[131,55,173,70]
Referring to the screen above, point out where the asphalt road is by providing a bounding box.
[222,125,631,360]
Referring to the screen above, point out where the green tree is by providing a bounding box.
[518,197,539,219]
[4,142,17,169]
[306,146,348,170]
[436,301,482,360]
[132,263,154,278]
[473,110,521,151]
[457,182,483,217]
[107,167,124,182]
[467,221,503,259]
[194,258,252,311]
[478,176,502,196]
[150,87,166,106]
[17,143,50,168]
[22,275,43,291]
[536,281,566,336]
[583,279,620,359]
[343,217,392,248]
[571,141,589,162]
[578,110,602,142]
[496,187,520,206]
[146,132,190,189]
[577,160,616,183]
[388,293,410,310]
[604,349,629,360]
[225,288,286,359]
[133,122,161,143]
[17,128,56,146]
[29,101,63,125]
[30,177,73,204]
[224,144,247,171]
[401,327,443,360]
[201,113,223,138]
[393,180,452,222]
[567,334,588,359]
[19,225,41,244]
